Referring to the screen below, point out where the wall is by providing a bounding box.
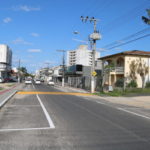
[124,56,150,88]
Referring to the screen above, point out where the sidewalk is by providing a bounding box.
[54,84,150,109]
[99,96,150,109]
[54,84,90,93]
[0,83,24,108]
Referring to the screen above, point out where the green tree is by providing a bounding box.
[129,58,149,88]
[129,60,137,81]
[137,58,149,88]
[18,67,27,74]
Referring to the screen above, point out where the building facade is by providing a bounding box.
[100,50,150,88]
[0,44,12,78]
[67,45,100,66]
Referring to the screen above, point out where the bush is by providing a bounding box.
[115,78,124,87]
[127,80,137,88]
[146,82,150,88]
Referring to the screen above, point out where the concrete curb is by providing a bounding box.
[0,90,17,109]
[54,84,90,93]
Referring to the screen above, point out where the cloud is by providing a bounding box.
[12,5,41,12]
[28,49,42,53]
[12,38,33,45]
[3,17,12,23]
[30,33,39,37]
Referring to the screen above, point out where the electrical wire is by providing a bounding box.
[106,33,150,50]
[102,27,150,48]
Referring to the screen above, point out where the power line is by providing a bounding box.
[106,33,150,50]
[102,27,150,48]
[102,1,149,33]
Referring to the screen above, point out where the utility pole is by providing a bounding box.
[57,50,66,87]
[18,59,21,83]
[80,16,101,93]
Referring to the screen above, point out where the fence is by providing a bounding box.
[64,76,102,91]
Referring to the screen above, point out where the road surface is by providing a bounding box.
[0,83,150,150]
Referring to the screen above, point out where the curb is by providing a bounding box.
[0,90,17,109]
[54,84,90,93]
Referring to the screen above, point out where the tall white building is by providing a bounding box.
[0,44,12,78]
[67,45,100,66]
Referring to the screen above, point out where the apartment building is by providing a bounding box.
[0,44,12,78]
[67,45,100,66]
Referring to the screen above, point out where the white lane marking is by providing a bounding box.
[4,105,40,108]
[32,83,35,89]
[96,101,105,105]
[36,94,55,129]
[0,127,51,132]
[117,107,150,120]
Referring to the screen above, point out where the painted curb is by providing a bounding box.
[0,90,17,109]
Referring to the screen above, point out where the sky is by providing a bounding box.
[0,0,150,72]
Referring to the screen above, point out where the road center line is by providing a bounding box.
[117,107,150,120]
[36,94,55,129]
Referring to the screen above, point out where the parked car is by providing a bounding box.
[35,80,41,84]
[0,77,4,83]
[48,80,54,86]
[25,79,32,84]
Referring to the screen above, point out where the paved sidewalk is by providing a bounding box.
[100,96,150,109]
[54,84,90,93]
[54,84,150,109]
[0,83,24,108]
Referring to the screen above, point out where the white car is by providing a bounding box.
[25,79,32,84]
[35,80,41,84]
[0,77,4,83]
[48,80,54,86]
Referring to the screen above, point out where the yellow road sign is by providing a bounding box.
[92,71,97,76]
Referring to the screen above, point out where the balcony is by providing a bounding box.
[104,67,124,74]
[0,63,10,71]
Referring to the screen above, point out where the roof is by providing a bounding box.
[99,50,150,60]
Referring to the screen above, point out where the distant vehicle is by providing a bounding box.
[48,80,54,86]
[0,77,4,83]
[35,80,41,84]
[41,79,44,82]
[9,77,18,82]
[25,79,32,84]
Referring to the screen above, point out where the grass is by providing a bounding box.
[7,84,15,87]
[94,88,150,97]
[0,87,4,91]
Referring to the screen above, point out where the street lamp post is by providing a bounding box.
[80,16,101,93]
[57,50,66,87]
[18,59,21,83]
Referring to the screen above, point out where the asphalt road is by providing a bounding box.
[0,83,150,150]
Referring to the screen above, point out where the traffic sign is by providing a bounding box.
[92,71,97,76]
